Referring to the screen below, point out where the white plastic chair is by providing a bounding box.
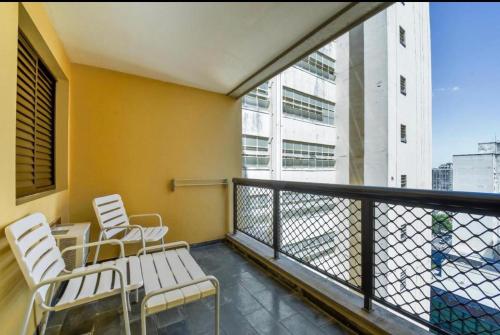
[92,194,168,263]
[5,213,143,335]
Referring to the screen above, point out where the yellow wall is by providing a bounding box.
[0,3,241,333]
[0,3,71,335]
[69,64,241,258]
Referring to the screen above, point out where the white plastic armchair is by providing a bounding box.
[5,213,143,335]
[92,194,168,263]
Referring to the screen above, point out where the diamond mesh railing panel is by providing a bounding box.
[374,203,500,335]
[279,191,363,290]
[235,185,274,246]
[233,179,500,335]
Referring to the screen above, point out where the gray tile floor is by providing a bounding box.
[45,242,353,335]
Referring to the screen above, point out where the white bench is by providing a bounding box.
[137,242,220,335]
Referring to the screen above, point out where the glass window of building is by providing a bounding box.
[283,87,335,126]
[399,26,406,47]
[401,174,407,188]
[283,140,335,169]
[242,135,269,169]
[295,51,336,82]
[242,82,270,112]
[401,124,407,143]
[400,75,407,95]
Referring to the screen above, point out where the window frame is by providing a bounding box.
[401,174,407,188]
[400,124,407,143]
[242,134,270,170]
[400,75,407,96]
[399,26,406,47]
[282,140,335,170]
[295,51,336,83]
[282,86,335,126]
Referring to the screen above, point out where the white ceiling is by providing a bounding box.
[44,2,351,94]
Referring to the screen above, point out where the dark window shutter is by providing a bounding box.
[16,31,56,198]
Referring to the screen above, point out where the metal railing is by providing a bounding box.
[233,178,500,335]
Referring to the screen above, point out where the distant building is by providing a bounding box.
[452,142,500,261]
[432,162,453,191]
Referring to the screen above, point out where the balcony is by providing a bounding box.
[2,3,499,335]
[231,178,500,335]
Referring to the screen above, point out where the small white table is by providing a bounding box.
[51,223,91,270]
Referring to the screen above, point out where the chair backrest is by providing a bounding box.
[5,213,65,303]
[93,194,130,239]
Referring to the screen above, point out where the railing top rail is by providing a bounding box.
[233,177,500,215]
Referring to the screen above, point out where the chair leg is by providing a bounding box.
[161,236,165,252]
[136,288,139,303]
[127,293,132,312]
[214,283,220,335]
[120,288,131,335]
[21,291,38,335]
[141,304,147,335]
[39,310,50,335]
[93,232,103,265]
[40,284,54,335]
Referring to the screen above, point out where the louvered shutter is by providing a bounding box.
[16,31,56,198]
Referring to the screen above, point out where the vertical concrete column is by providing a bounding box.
[270,76,283,180]
[347,25,365,287]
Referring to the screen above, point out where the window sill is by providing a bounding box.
[16,188,58,205]
[291,66,336,85]
[282,168,336,171]
[282,115,336,128]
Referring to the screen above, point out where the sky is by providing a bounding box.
[430,3,500,167]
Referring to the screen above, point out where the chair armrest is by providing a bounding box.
[129,213,163,227]
[100,225,145,242]
[137,241,190,256]
[35,265,127,310]
[141,275,219,308]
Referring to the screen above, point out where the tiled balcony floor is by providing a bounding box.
[46,242,353,335]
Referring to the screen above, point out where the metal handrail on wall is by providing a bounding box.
[232,177,500,335]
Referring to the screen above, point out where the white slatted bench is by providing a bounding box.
[5,213,143,335]
[93,194,168,263]
[137,242,220,335]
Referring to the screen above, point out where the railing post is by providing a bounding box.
[233,182,237,235]
[361,199,375,311]
[272,188,281,259]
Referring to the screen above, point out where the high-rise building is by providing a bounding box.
[242,2,432,190]
[432,163,453,191]
[241,2,432,320]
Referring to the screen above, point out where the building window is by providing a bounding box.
[400,269,408,290]
[283,87,335,126]
[401,124,407,143]
[242,135,270,169]
[400,75,407,95]
[401,174,407,188]
[283,140,335,169]
[400,224,408,240]
[295,51,336,82]
[242,82,270,112]
[399,26,406,47]
[16,31,57,199]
